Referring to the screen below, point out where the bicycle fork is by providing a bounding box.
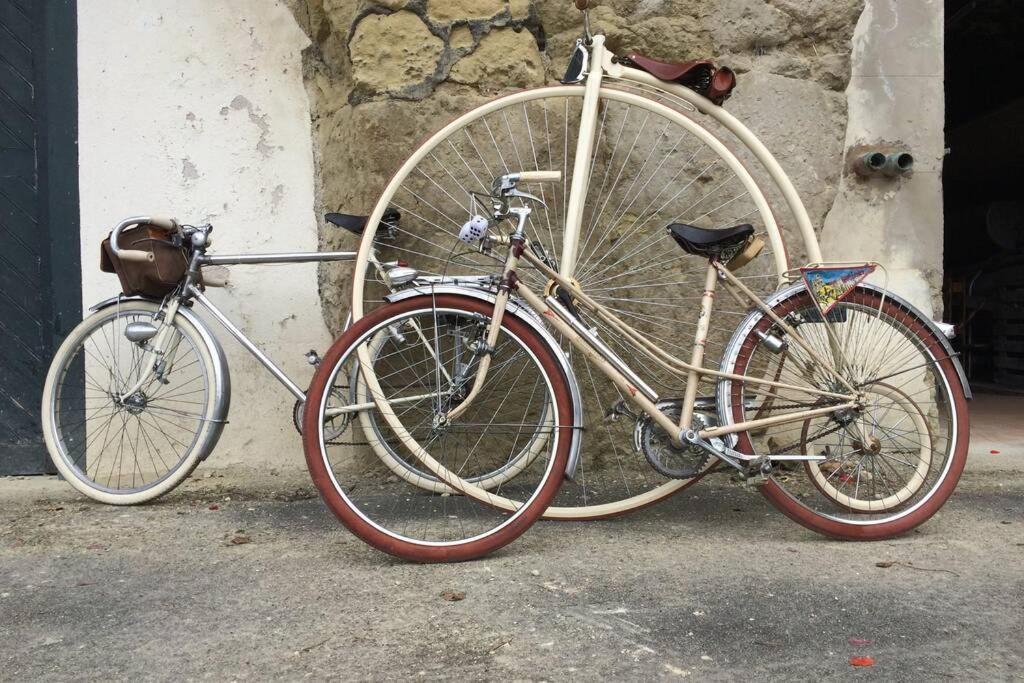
[115,298,185,402]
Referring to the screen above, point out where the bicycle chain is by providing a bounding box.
[735,400,847,456]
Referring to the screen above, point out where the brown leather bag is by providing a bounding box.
[100,224,190,298]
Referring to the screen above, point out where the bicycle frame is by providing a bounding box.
[448,235,862,454]
[113,247,357,405]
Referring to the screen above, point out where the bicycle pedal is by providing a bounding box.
[743,472,769,488]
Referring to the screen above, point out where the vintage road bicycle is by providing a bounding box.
[305,170,971,562]
[307,0,971,561]
[40,216,367,504]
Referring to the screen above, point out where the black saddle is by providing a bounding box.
[668,223,754,259]
[325,208,400,236]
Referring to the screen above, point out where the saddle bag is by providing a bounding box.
[100,224,190,298]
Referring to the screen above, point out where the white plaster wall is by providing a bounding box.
[821,0,945,317]
[78,0,330,468]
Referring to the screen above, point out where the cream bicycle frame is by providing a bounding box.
[447,240,859,452]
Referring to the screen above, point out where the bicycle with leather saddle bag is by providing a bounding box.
[40,213,418,505]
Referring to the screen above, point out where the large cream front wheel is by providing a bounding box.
[351,85,804,519]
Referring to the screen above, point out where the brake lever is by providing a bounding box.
[505,189,547,208]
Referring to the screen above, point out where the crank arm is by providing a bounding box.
[765,454,826,462]
[681,430,825,476]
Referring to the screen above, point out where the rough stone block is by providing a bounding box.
[428,0,506,24]
[449,28,544,88]
[350,11,444,94]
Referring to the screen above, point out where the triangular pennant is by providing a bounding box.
[801,265,876,315]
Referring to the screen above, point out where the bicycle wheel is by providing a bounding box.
[303,294,573,562]
[350,85,796,518]
[721,286,970,539]
[41,300,225,504]
[353,326,553,493]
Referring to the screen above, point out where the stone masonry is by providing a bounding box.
[284,0,869,331]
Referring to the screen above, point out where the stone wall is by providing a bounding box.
[284,0,868,330]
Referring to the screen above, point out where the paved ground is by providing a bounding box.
[2,395,1022,680]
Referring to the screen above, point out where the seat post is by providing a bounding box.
[679,259,720,430]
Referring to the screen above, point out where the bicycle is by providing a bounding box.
[40,216,373,503]
[305,169,971,562]
[344,0,843,519]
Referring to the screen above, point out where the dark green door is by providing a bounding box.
[0,0,80,475]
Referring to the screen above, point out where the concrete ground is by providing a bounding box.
[2,394,1022,680]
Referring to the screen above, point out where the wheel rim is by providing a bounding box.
[349,86,798,516]
[726,291,962,527]
[48,306,211,495]
[313,305,564,547]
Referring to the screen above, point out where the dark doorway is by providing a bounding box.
[944,0,1024,391]
[0,0,81,475]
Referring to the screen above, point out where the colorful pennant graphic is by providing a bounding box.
[801,265,877,315]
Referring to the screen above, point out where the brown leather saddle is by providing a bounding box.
[622,53,737,105]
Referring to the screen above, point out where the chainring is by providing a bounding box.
[638,402,713,480]
[292,389,352,442]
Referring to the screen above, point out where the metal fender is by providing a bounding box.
[716,281,972,429]
[385,285,584,479]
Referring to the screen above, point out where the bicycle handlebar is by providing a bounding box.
[147,215,179,231]
[517,171,563,184]
[109,215,180,263]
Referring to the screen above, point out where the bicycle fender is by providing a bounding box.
[717,282,972,413]
[385,285,585,480]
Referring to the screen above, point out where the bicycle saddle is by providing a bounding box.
[622,53,737,105]
[667,223,754,259]
[325,208,401,237]
[624,53,713,83]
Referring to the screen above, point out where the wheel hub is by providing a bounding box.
[122,392,148,415]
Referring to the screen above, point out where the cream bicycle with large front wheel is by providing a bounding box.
[346,0,828,519]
